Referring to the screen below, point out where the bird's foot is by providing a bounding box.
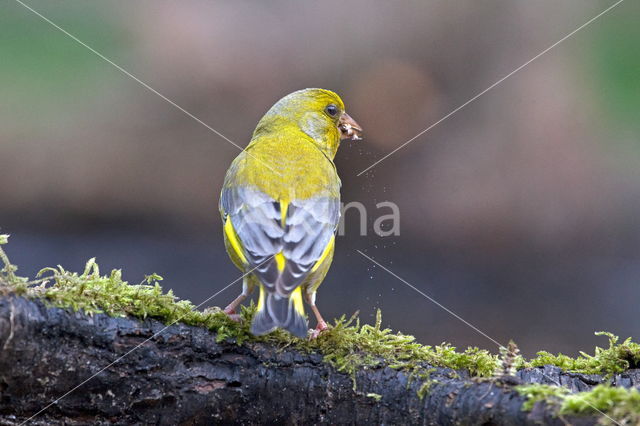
[308,321,328,340]
[223,307,242,322]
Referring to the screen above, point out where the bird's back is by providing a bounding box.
[222,130,340,203]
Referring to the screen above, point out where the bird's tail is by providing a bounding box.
[251,285,308,338]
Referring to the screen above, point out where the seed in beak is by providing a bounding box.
[339,123,362,140]
[338,113,363,141]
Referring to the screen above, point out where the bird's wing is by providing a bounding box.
[280,197,339,294]
[221,186,339,297]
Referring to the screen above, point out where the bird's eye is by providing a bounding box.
[325,104,339,117]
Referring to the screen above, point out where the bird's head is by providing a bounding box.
[253,88,362,158]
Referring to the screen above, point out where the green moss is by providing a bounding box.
[417,377,437,400]
[0,236,257,345]
[2,234,640,411]
[0,236,498,395]
[0,235,28,294]
[404,367,437,399]
[527,332,640,376]
[297,310,498,383]
[516,384,569,411]
[366,393,382,401]
[561,385,640,424]
[517,384,640,425]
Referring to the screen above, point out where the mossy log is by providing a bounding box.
[0,295,635,425]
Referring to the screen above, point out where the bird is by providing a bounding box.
[219,88,362,338]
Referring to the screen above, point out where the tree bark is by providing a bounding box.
[0,295,636,425]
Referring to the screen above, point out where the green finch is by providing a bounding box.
[219,88,362,338]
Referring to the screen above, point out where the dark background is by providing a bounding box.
[1,1,639,357]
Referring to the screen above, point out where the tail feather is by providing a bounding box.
[251,286,308,338]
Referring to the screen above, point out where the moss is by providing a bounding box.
[527,332,640,376]
[517,384,640,425]
[0,236,257,345]
[405,367,437,399]
[366,393,382,401]
[561,385,640,425]
[516,384,569,411]
[0,234,28,295]
[417,377,437,400]
[2,234,640,411]
[297,310,498,384]
[496,341,523,377]
[0,236,499,393]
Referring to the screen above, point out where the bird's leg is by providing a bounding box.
[305,291,328,339]
[309,305,328,338]
[224,276,252,321]
[223,294,246,320]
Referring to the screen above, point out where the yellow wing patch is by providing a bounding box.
[257,284,266,311]
[274,252,286,272]
[290,286,305,316]
[311,234,335,273]
[280,199,289,226]
[224,216,248,264]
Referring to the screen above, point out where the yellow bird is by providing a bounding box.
[219,88,362,338]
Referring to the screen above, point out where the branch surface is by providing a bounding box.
[0,296,636,425]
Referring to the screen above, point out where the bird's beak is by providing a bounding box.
[338,113,363,141]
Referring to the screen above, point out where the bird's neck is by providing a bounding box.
[252,116,339,160]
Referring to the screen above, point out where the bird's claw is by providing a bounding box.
[223,308,242,322]
[308,322,329,340]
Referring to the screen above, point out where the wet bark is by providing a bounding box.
[0,295,635,425]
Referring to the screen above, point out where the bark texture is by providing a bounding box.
[0,295,636,425]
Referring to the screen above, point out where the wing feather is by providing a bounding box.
[220,186,339,297]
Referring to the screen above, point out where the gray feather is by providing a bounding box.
[221,186,339,296]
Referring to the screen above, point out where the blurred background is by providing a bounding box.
[1,0,639,357]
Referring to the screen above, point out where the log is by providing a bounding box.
[0,295,635,425]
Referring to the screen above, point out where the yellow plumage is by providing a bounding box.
[219,88,362,338]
